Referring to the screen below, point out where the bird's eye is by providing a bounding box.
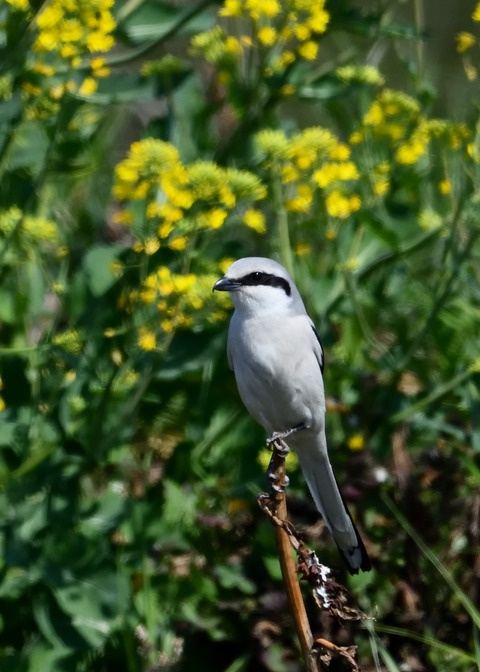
[252,272,263,280]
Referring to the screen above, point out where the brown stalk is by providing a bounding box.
[258,439,367,671]
[263,440,319,672]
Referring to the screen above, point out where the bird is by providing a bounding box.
[213,256,371,574]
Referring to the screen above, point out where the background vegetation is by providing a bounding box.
[1,0,480,670]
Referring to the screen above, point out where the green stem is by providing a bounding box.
[272,177,293,276]
[110,0,214,68]
[383,494,480,631]
[392,367,474,422]
[395,224,480,375]
[413,0,425,79]
[371,623,477,663]
[323,227,441,316]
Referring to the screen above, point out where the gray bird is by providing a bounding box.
[213,257,370,574]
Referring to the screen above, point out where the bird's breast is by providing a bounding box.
[228,314,325,435]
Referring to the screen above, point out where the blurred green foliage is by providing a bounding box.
[1,0,480,670]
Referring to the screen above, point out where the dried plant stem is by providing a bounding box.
[268,441,319,672]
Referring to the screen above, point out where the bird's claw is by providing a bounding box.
[266,423,307,453]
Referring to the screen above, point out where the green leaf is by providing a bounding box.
[0,288,16,324]
[83,244,125,297]
[214,565,256,594]
[120,1,215,43]
[7,120,49,176]
[0,567,36,599]
[78,488,127,538]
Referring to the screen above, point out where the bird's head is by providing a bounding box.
[213,257,304,317]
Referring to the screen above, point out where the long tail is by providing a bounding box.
[295,433,371,574]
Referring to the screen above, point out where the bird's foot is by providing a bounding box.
[266,423,307,454]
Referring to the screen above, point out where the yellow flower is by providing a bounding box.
[93,65,110,78]
[205,208,227,229]
[22,82,42,96]
[255,128,290,160]
[111,210,133,225]
[161,319,174,333]
[281,84,296,96]
[473,2,480,21]
[5,0,29,9]
[173,274,196,293]
[396,138,427,164]
[349,131,363,145]
[240,35,253,47]
[276,50,296,68]
[32,63,56,76]
[373,179,389,196]
[219,0,243,16]
[346,256,360,271]
[52,329,82,354]
[79,77,98,96]
[364,101,384,126]
[294,24,311,41]
[243,208,266,233]
[313,162,359,188]
[348,434,365,451]
[297,40,318,60]
[325,191,361,218]
[258,26,277,46]
[308,7,330,33]
[0,397,5,414]
[248,0,280,18]
[49,84,65,100]
[329,143,350,160]
[439,179,451,195]
[23,215,58,241]
[110,260,123,277]
[285,184,313,213]
[90,57,106,69]
[86,31,115,53]
[456,31,475,52]
[219,257,235,273]
[158,221,175,238]
[225,36,242,54]
[144,238,160,255]
[169,236,188,250]
[418,209,442,230]
[465,62,478,81]
[295,242,311,256]
[281,163,299,183]
[138,328,156,351]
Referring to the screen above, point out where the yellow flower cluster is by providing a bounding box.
[192,0,329,85]
[133,268,231,347]
[8,0,115,111]
[113,139,267,252]
[353,89,470,168]
[0,206,59,245]
[34,0,116,57]
[52,329,83,354]
[255,127,362,220]
[456,3,480,80]
[336,65,385,86]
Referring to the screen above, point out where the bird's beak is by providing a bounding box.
[212,276,241,292]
